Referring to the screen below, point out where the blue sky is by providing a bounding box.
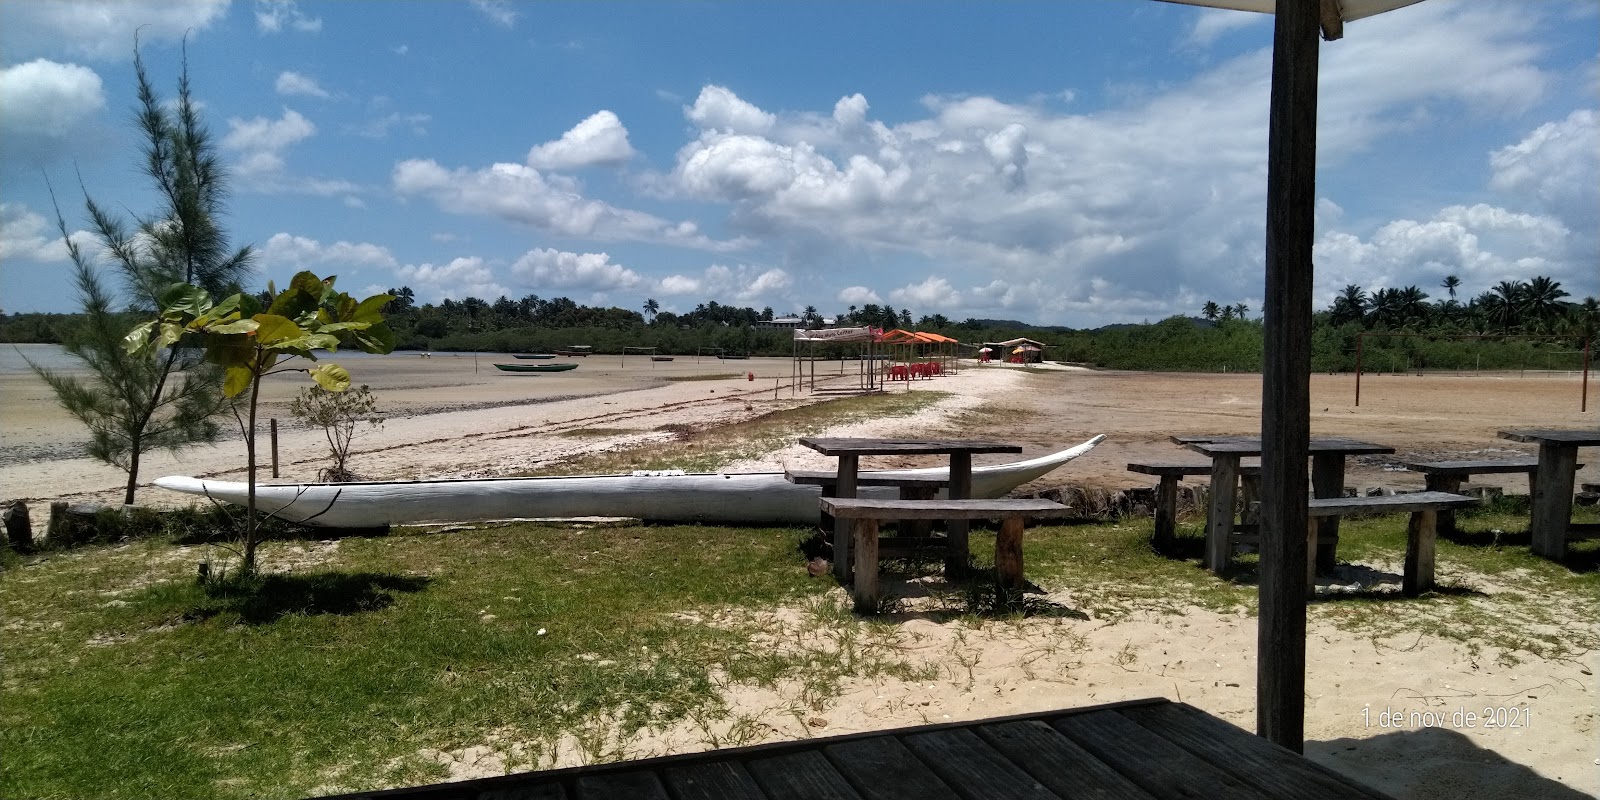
[1,0,1595,327]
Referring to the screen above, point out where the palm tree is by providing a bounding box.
[1201,301,1220,321]
[1369,288,1401,328]
[1330,285,1367,326]
[642,298,659,323]
[1522,276,1569,332]
[1396,286,1430,328]
[1219,306,1235,322]
[1440,275,1461,301]
[1232,302,1249,320]
[1491,281,1526,333]
[802,304,820,327]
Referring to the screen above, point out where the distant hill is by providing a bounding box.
[968,318,1075,333]
[1093,317,1216,333]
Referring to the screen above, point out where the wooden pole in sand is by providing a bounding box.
[1258,0,1320,754]
[270,418,279,478]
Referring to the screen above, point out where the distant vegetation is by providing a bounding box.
[6,275,1593,374]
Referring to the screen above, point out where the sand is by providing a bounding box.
[3,349,1596,798]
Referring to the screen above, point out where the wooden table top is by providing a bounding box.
[1498,429,1600,446]
[799,437,1023,457]
[316,698,1393,800]
[1185,437,1395,457]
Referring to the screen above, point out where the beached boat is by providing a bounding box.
[554,345,592,357]
[494,363,578,373]
[153,437,1104,528]
[651,356,675,362]
[513,354,557,360]
[718,353,749,360]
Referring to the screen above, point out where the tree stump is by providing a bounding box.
[3,501,32,551]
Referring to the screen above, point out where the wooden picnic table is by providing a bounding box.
[314,697,1394,800]
[798,437,1023,579]
[1499,429,1600,559]
[1182,437,1395,574]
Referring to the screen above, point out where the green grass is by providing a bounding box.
[4,499,1593,798]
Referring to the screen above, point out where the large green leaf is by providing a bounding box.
[352,294,395,323]
[222,364,254,398]
[252,314,305,346]
[205,319,259,335]
[123,321,156,355]
[160,283,211,316]
[353,322,397,354]
[308,363,351,392]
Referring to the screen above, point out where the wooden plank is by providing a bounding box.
[1306,492,1478,516]
[822,736,962,800]
[745,750,863,800]
[974,720,1154,800]
[1257,0,1321,754]
[852,518,881,613]
[1403,509,1437,596]
[662,761,766,800]
[819,498,1071,520]
[1120,703,1392,800]
[573,772,670,800]
[1206,454,1240,573]
[787,471,951,488]
[481,783,569,800]
[1529,442,1579,559]
[1499,429,1600,446]
[1054,710,1277,800]
[995,517,1025,609]
[799,437,1023,456]
[901,729,1059,800]
[1127,462,1212,477]
[1401,459,1540,475]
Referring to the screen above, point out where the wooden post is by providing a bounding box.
[270,418,280,479]
[1424,474,1463,537]
[1403,510,1437,596]
[851,518,880,613]
[1153,475,1179,552]
[3,501,32,551]
[47,501,68,542]
[1310,453,1343,572]
[833,454,859,582]
[1257,0,1321,754]
[1529,443,1577,559]
[995,517,1025,610]
[1205,455,1240,574]
[945,452,973,575]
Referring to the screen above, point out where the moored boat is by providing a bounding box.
[651,356,675,362]
[494,363,578,373]
[554,345,593,357]
[154,437,1104,528]
[513,354,557,360]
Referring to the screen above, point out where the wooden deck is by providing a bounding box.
[317,699,1392,800]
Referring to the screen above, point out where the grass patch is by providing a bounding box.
[537,391,947,475]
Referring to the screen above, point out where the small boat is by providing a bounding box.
[154,437,1104,528]
[513,354,557,360]
[554,345,593,357]
[718,353,749,360]
[651,356,675,362]
[494,363,578,373]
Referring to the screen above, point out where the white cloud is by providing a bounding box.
[0,60,105,138]
[353,112,431,139]
[275,71,330,98]
[1186,8,1266,47]
[392,158,739,250]
[259,233,400,271]
[655,263,791,305]
[471,0,518,28]
[256,0,322,34]
[1489,109,1599,225]
[890,277,961,309]
[526,110,637,170]
[0,204,69,262]
[837,286,882,306]
[397,257,510,303]
[224,109,316,175]
[509,248,644,291]
[686,85,776,134]
[0,1,228,60]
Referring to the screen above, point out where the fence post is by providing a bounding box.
[270,418,279,478]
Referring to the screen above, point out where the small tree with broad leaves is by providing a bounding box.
[290,384,384,482]
[127,271,394,574]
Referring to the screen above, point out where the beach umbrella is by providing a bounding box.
[978,347,993,353]
[1156,0,1429,752]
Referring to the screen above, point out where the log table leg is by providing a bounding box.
[1305,517,1320,600]
[1403,510,1437,597]
[1206,455,1240,574]
[851,518,881,613]
[1529,443,1578,560]
[1423,474,1463,537]
[995,517,1025,611]
[899,486,936,538]
[1310,454,1345,573]
[833,454,859,582]
[946,452,973,576]
[1152,475,1179,552]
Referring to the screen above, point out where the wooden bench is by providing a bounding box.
[786,470,951,536]
[1127,462,1261,550]
[819,497,1071,611]
[1400,458,1561,536]
[1304,491,1478,597]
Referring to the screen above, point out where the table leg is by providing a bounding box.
[995,517,1025,611]
[946,452,973,576]
[1152,475,1179,551]
[1529,443,1578,560]
[899,485,935,537]
[1424,474,1463,537]
[1206,455,1240,574]
[1305,516,1319,600]
[1403,510,1437,597]
[1310,454,1344,573]
[851,518,880,613]
[833,454,859,581]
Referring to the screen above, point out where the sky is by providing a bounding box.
[0,0,1595,328]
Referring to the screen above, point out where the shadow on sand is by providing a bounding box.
[1310,725,1592,800]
